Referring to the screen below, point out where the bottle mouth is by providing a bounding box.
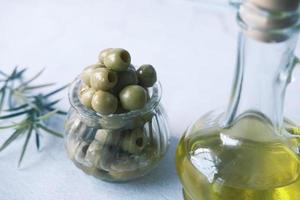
[68,77,162,121]
[237,2,300,42]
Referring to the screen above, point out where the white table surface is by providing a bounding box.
[0,0,299,200]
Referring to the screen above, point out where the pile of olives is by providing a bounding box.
[79,48,157,115]
[67,48,160,181]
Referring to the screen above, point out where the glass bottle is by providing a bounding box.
[176,0,300,199]
[64,78,169,182]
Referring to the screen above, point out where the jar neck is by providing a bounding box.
[224,32,298,131]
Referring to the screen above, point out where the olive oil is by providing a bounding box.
[176,116,300,200]
[175,0,300,198]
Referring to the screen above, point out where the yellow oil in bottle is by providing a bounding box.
[176,115,300,200]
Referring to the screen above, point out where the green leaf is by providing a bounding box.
[56,110,67,115]
[0,123,23,129]
[7,67,26,81]
[4,103,29,112]
[18,125,33,167]
[7,84,15,109]
[8,68,26,81]
[0,129,24,152]
[24,83,55,91]
[44,84,69,98]
[37,109,59,121]
[0,67,67,166]
[13,68,27,79]
[37,123,63,138]
[0,70,8,77]
[20,68,45,88]
[45,99,61,107]
[0,87,6,112]
[0,109,30,119]
[34,128,40,150]
[45,107,67,116]
[8,67,18,80]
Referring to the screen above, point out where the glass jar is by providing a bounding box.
[176,1,300,200]
[64,78,169,182]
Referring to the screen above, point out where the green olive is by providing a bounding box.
[99,117,127,129]
[137,64,157,87]
[80,84,89,93]
[90,130,120,170]
[85,140,104,167]
[81,63,105,86]
[90,68,118,91]
[74,141,90,162]
[73,159,91,173]
[66,134,81,160]
[103,48,131,72]
[94,129,115,144]
[119,85,148,111]
[89,168,110,179]
[79,87,96,108]
[109,168,138,180]
[121,128,147,154]
[91,90,118,115]
[110,157,139,172]
[98,48,114,64]
[114,66,138,93]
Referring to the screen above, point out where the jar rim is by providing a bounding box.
[68,77,162,120]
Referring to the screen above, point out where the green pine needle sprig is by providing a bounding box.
[0,67,68,167]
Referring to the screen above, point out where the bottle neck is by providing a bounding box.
[224,33,298,131]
